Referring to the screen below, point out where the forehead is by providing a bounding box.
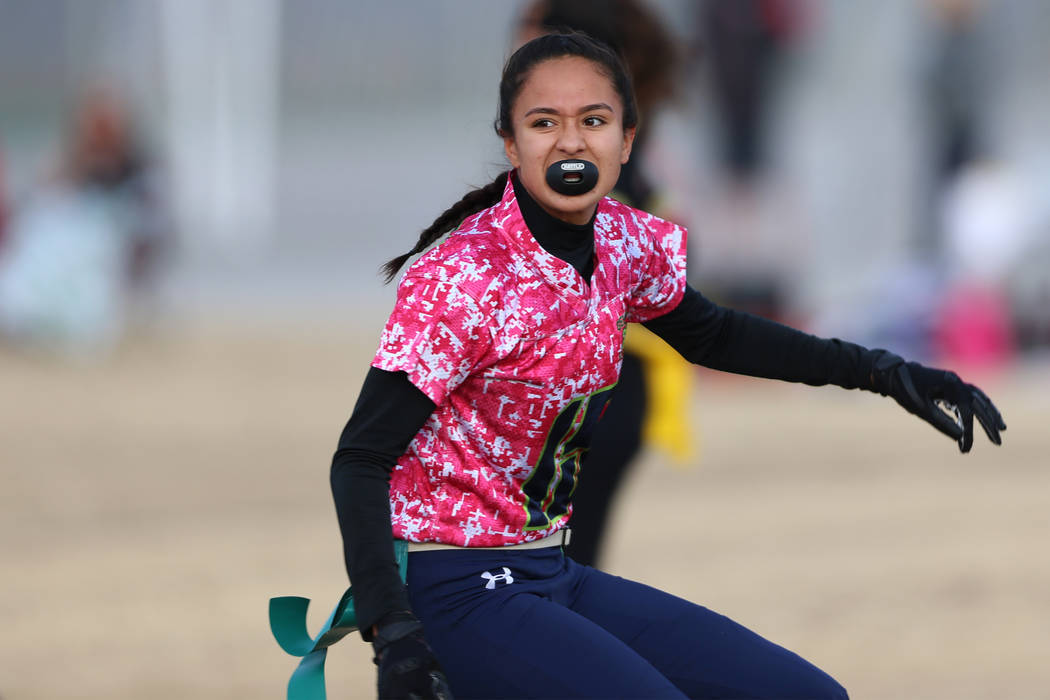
[513,56,622,116]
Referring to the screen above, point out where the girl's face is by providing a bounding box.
[504,56,635,225]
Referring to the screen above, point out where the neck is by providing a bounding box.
[546,202,597,226]
[512,174,595,281]
[513,177,596,230]
[515,182,597,226]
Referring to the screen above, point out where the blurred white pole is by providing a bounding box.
[159,0,282,255]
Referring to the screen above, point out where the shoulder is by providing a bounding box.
[596,197,687,248]
[598,197,684,234]
[400,205,515,302]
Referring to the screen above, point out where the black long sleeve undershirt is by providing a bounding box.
[330,369,433,638]
[642,286,876,389]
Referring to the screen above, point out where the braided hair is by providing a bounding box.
[381,31,637,282]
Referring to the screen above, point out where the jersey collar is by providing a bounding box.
[497,171,612,301]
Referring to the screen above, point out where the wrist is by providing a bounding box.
[372,610,423,655]
[867,349,905,395]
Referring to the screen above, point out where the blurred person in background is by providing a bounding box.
[330,31,1005,700]
[690,0,806,320]
[924,0,985,205]
[920,0,1020,371]
[0,85,170,357]
[514,0,697,570]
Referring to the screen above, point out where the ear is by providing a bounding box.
[504,134,520,168]
[620,126,637,164]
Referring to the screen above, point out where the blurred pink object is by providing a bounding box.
[934,282,1014,371]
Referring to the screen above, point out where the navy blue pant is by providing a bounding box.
[406,546,847,699]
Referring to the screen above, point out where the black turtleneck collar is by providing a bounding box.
[512,173,596,282]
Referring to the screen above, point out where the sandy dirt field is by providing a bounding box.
[2,319,1048,700]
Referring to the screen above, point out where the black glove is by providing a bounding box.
[869,352,1006,453]
[372,611,453,700]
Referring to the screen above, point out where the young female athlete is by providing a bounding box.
[330,32,1005,700]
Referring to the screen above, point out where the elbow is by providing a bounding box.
[330,447,355,493]
[331,447,396,489]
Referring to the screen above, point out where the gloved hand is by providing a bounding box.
[870,352,1006,453]
[372,611,453,700]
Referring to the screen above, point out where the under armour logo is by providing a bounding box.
[480,567,514,589]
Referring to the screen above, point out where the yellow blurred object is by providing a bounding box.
[624,324,698,466]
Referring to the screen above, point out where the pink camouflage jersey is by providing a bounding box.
[373,174,687,546]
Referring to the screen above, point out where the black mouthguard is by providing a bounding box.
[545,159,599,196]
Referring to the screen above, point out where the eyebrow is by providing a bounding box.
[523,102,614,117]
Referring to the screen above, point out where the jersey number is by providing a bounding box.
[521,385,615,531]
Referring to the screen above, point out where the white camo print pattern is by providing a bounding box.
[373,174,687,546]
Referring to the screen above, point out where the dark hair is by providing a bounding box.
[381,31,637,283]
[528,0,679,119]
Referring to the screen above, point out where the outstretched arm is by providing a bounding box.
[643,285,1005,452]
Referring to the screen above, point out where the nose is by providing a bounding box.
[555,121,585,155]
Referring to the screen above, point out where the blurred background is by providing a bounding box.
[1,1,1048,698]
